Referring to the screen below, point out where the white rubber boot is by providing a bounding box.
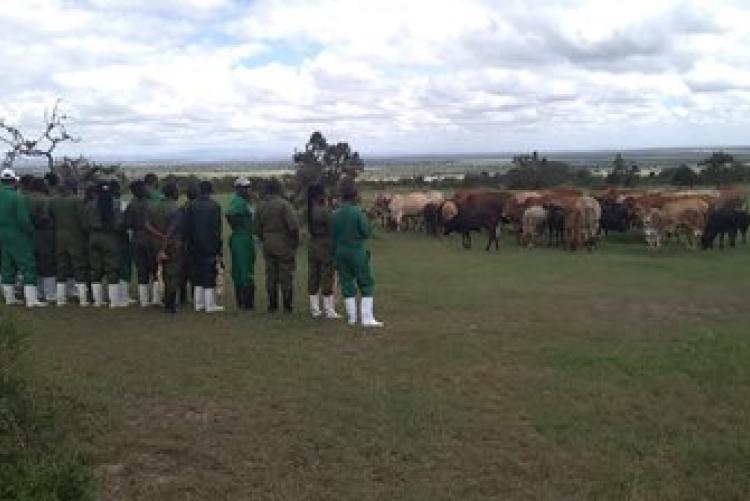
[3,285,18,305]
[120,281,135,305]
[43,277,57,302]
[360,297,383,328]
[205,288,224,313]
[151,282,162,306]
[56,283,67,306]
[91,283,104,307]
[138,284,150,307]
[76,283,89,307]
[309,294,322,318]
[194,286,205,312]
[344,297,357,326]
[24,285,47,308]
[323,295,341,319]
[108,284,122,308]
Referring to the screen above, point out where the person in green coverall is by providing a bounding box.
[49,179,89,306]
[306,184,340,319]
[330,182,383,327]
[147,183,183,314]
[124,180,158,307]
[0,169,46,307]
[225,177,256,310]
[254,178,299,313]
[82,182,123,308]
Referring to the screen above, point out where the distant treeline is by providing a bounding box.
[360,151,750,191]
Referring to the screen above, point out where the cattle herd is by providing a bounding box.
[369,187,750,251]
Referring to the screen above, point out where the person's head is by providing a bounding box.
[339,181,358,203]
[62,178,78,196]
[44,172,59,189]
[84,184,97,201]
[198,180,213,196]
[19,174,34,192]
[144,173,158,190]
[234,177,252,199]
[162,183,179,200]
[96,182,115,227]
[0,169,18,188]
[185,183,199,201]
[31,177,48,194]
[264,177,283,197]
[129,180,147,199]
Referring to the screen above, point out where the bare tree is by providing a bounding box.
[0,99,79,171]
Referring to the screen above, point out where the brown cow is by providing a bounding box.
[642,197,709,249]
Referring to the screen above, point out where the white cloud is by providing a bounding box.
[0,0,749,159]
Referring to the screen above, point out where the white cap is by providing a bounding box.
[234,177,251,188]
[0,168,17,181]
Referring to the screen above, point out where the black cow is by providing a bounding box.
[599,201,630,236]
[443,207,500,250]
[702,207,749,249]
[546,204,565,247]
[423,202,439,236]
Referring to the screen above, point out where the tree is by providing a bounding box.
[671,164,699,187]
[0,99,79,171]
[293,131,364,201]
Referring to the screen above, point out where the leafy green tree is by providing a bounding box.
[293,131,364,202]
[671,164,699,187]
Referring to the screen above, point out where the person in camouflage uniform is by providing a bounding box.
[144,173,164,305]
[255,178,299,313]
[49,179,88,306]
[226,177,256,310]
[331,182,383,327]
[0,169,45,307]
[82,182,123,308]
[124,180,158,307]
[28,177,57,302]
[306,184,340,319]
[185,181,223,313]
[147,183,183,314]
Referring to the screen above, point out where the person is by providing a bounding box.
[255,178,299,313]
[330,182,383,327]
[306,184,339,319]
[225,177,256,310]
[185,180,223,313]
[82,182,123,308]
[144,173,163,203]
[124,180,158,307]
[0,169,46,307]
[111,180,135,305]
[28,177,57,302]
[49,179,88,306]
[178,183,198,306]
[147,183,183,314]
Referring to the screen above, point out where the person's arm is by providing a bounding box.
[215,202,223,256]
[15,195,34,236]
[254,204,264,242]
[285,202,300,248]
[357,206,372,240]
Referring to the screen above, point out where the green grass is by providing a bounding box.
[12,205,750,500]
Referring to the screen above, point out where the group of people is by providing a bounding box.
[0,168,383,327]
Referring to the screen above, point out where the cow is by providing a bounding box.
[388,192,431,231]
[644,198,709,249]
[438,199,460,226]
[520,206,548,247]
[599,201,630,236]
[370,193,392,228]
[558,196,601,251]
[443,207,501,251]
[423,202,440,236]
[702,207,749,249]
[545,204,565,247]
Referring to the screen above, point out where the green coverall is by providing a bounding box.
[307,203,335,296]
[254,194,299,310]
[226,194,255,287]
[83,200,122,284]
[0,186,37,285]
[330,202,374,298]
[49,193,87,282]
[27,192,56,278]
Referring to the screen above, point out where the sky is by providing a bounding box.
[1,0,749,160]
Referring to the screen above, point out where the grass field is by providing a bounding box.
[14,201,750,500]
